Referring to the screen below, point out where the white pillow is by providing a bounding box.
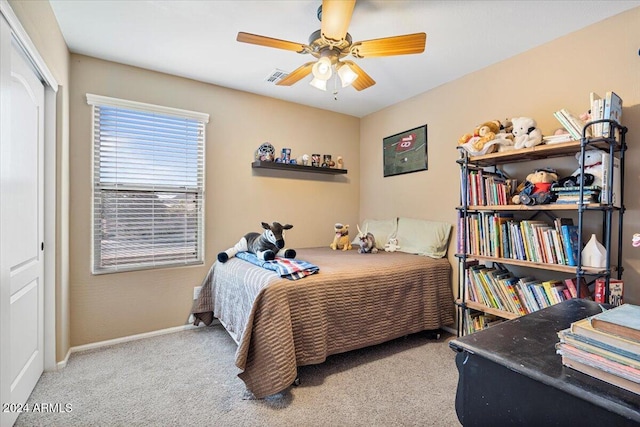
[351,218,398,250]
[396,217,452,258]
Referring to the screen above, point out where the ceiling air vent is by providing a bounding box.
[265,69,289,84]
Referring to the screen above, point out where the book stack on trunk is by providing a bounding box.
[556,304,640,394]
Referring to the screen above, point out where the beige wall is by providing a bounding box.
[68,55,360,346]
[360,7,640,305]
[11,1,640,352]
[8,0,71,363]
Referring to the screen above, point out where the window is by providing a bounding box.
[87,94,209,274]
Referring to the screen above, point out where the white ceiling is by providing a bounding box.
[48,0,640,118]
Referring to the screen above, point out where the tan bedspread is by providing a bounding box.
[192,247,453,398]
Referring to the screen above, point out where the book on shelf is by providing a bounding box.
[554,191,600,204]
[551,185,601,193]
[518,277,542,313]
[594,278,624,306]
[560,225,580,266]
[600,151,621,208]
[602,91,623,138]
[589,92,604,137]
[590,304,640,343]
[570,317,640,355]
[461,168,516,207]
[542,133,575,144]
[553,108,591,140]
[543,280,566,305]
[564,277,590,299]
[464,310,504,334]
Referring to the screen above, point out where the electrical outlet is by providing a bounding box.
[193,286,202,300]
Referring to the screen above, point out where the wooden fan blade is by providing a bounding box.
[237,32,307,53]
[276,62,315,86]
[342,60,375,91]
[321,0,356,42]
[351,33,426,58]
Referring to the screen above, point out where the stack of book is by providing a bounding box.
[551,185,601,205]
[458,213,580,266]
[556,304,640,394]
[460,167,516,206]
[542,133,576,145]
[589,91,623,138]
[464,262,588,320]
[553,108,591,140]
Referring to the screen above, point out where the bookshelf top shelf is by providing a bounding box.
[458,139,623,167]
[456,203,612,212]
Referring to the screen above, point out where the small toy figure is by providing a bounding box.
[384,238,400,252]
[217,221,296,263]
[512,168,558,205]
[356,225,378,254]
[330,223,352,251]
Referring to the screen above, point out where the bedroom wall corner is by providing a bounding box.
[68,55,360,346]
[359,6,640,314]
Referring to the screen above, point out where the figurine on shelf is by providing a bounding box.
[322,154,334,168]
[255,142,275,162]
[512,168,558,205]
[336,156,344,169]
[281,148,291,163]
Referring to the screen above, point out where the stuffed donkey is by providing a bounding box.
[357,225,378,254]
[217,221,296,263]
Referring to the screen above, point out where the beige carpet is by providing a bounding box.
[16,325,461,426]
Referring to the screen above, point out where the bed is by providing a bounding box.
[191,245,454,398]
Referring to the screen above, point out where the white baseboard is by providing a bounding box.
[54,348,71,371]
[68,322,209,356]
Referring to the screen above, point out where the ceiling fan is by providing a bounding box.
[236,0,426,92]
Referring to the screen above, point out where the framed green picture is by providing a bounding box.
[383,125,428,177]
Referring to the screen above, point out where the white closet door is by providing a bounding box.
[0,18,46,427]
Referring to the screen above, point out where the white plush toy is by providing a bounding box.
[572,149,604,188]
[384,238,400,252]
[511,117,543,149]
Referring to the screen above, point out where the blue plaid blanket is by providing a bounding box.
[235,252,319,280]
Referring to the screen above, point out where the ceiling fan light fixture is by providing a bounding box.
[337,62,358,87]
[309,77,327,91]
[312,56,333,81]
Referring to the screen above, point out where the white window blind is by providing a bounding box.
[87,94,209,274]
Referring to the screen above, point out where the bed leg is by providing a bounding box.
[292,377,301,387]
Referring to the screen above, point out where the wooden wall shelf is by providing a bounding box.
[252,161,348,175]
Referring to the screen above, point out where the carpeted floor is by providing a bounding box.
[16,325,461,426]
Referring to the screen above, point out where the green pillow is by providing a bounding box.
[396,217,452,258]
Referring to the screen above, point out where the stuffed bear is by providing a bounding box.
[572,149,604,188]
[512,168,558,205]
[457,120,501,156]
[330,223,352,251]
[511,117,543,149]
[494,118,516,152]
[384,237,400,252]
